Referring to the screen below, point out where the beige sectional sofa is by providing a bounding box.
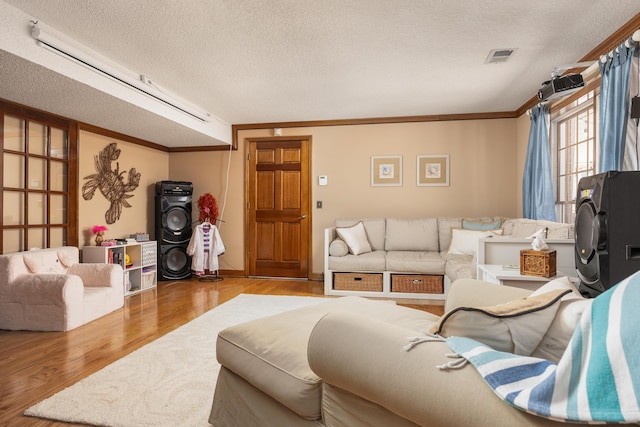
[324,217,575,299]
[209,277,593,426]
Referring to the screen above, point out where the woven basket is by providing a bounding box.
[391,274,444,294]
[333,273,383,292]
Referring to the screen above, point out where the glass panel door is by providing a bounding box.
[1,109,75,253]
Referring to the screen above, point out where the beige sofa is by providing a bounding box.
[209,278,592,426]
[0,246,124,331]
[324,217,574,299]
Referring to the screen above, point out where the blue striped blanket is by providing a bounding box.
[447,271,640,423]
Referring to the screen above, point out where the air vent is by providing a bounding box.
[485,48,517,64]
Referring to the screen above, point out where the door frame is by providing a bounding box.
[244,135,313,279]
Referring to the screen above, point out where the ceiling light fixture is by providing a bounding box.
[30,22,212,123]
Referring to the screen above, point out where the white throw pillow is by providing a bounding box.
[447,228,500,256]
[336,222,372,255]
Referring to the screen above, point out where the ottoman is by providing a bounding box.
[209,296,440,426]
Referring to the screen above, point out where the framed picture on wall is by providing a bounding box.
[417,155,449,186]
[371,156,402,187]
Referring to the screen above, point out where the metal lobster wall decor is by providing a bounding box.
[82,142,141,224]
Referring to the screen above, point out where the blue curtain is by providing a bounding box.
[599,41,635,172]
[523,104,556,221]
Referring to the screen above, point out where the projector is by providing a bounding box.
[537,74,585,101]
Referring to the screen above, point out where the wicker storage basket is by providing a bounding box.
[520,249,557,278]
[391,274,444,294]
[333,273,383,292]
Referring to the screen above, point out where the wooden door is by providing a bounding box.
[246,137,311,278]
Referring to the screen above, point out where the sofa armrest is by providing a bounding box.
[68,263,123,289]
[444,278,531,312]
[324,227,337,269]
[308,312,567,427]
[3,274,83,304]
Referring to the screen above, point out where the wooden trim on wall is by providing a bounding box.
[581,13,640,65]
[0,99,73,129]
[168,144,236,153]
[231,111,518,148]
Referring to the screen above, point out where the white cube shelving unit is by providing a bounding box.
[83,241,157,296]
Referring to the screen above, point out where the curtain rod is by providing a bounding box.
[583,29,640,75]
[527,29,640,116]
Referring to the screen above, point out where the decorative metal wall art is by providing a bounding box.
[82,142,141,224]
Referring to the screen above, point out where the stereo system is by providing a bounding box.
[575,171,640,297]
[155,181,193,281]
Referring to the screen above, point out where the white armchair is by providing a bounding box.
[0,246,124,331]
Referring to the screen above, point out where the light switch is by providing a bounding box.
[318,175,328,186]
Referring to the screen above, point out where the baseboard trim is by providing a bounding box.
[217,270,324,281]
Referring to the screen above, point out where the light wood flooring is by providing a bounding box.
[0,276,444,427]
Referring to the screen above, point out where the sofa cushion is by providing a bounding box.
[447,229,500,256]
[328,238,349,257]
[335,218,386,251]
[385,251,446,274]
[430,288,570,355]
[437,217,462,252]
[462,218,502,230]
[328,250,386,272]
[385,218,438,252]
[216,297,438,420]
[444,254,476,281]
[503,218,574,239]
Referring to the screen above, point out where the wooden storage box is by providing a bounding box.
[333,272,383,292]
[520,249,556,278]
[391,274,444,294]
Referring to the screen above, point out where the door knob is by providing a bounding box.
[297,214,307,220]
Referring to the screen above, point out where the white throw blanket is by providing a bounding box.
[446,271,640,423]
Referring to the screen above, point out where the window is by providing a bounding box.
[550,91,598,224]
[1,105,78,253]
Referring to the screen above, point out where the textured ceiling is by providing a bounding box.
[2,1,640,147]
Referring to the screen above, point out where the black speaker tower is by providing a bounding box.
[575,171,640,297]
[155,181,193,281]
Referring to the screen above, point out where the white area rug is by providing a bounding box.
[25,294,324,427]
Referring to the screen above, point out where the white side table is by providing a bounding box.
[477,264,570,291]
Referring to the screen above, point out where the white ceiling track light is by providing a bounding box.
[30,22,212,123]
